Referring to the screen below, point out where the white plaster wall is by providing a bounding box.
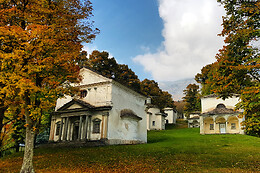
[79,68,111,85]
[107,82,147,143]
[55,96,73,111]
[55,68,112,110]
[201,96,240,113]
[80,83,112,107]
[164,108,176,124]
[147,107,164,130]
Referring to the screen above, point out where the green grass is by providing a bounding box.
[1,128,260,173]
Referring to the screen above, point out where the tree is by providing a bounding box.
[182,84,201,117]
[195,62,218,96]
[0,0,98,172]
[86,50,141,92]
[197,0,259,136]
[140,79,175,110]
[214,0,259,136]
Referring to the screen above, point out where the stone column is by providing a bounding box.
[59,118,64,141]
[84,115,89,140]
[63,117,69,141]
[49,119,55,141]
[101,115,104,139]
[88,116,92,140]
[78,116,83,140]
[225,118,228,134]
[213,116,216,134]
[199,116,204,134]
[68,119,72,141]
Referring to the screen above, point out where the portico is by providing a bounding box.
[49,99,111,142]
[200,94,244,135]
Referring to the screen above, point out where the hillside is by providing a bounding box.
[159,78,198,101]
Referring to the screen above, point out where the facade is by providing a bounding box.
[146,106,166,130]
[200,95,244,134]
[49,67,147,145]
[164,107,177,124]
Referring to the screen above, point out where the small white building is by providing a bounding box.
[200,94,244,135]
[146,105,167,130]
[49,67,147,145]
[188,112,200,128]
[164,107,177,124]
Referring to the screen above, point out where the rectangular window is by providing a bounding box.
[152,121,155,126]
[93,121,101,133]
[210,124,214,130]
[231,123,236,129]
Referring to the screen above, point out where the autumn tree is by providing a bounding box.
[182,84,201,117]
[0,0,98,172]
[140,79,175,110]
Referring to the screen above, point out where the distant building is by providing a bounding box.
[146,105,167,130]
[188,112,200,128]
[49,67,147,145]
[164,107,177,124]
[200,94,244,134]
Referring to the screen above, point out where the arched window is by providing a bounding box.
[80,90,88,98]
[216,104,226,109]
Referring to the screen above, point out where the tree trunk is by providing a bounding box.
[20,109,35,173]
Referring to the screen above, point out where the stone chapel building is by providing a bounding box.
[49,67,147,144]
[146,105,167,130]
[200,94,244,134]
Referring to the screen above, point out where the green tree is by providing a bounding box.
[182,84,201,116]
[86,50,141,92]
[195,62,218,96]
[197,0,259,136]
[214,0,260,136]
[0,0,98,172]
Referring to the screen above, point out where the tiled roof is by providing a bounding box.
[202,107,238,115]
[120,109,142,121]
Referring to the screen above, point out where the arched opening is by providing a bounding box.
[216,117,226,133]
[204,117,214,133]
[227,116,239,133]
[80,90,88,98]
[216,103,226,109]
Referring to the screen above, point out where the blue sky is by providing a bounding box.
[84,0,226,82]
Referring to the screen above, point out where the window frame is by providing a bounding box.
[55,121,61,136]
[231,123,236,130]
[92,119,101,134]
[210,124,214,130]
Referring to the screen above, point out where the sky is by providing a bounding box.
[84,0,226,82]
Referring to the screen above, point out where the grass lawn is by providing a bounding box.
[1,127,260,173]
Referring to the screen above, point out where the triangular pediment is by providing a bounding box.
[56,99,95,112]
[79,67,112,85]
[67,103,83,110]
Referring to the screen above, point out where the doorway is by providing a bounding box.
[72,123,79,140]
[219,123,226,134]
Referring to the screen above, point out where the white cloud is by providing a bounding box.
[83,44,114,59]
[133,0,226,81]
